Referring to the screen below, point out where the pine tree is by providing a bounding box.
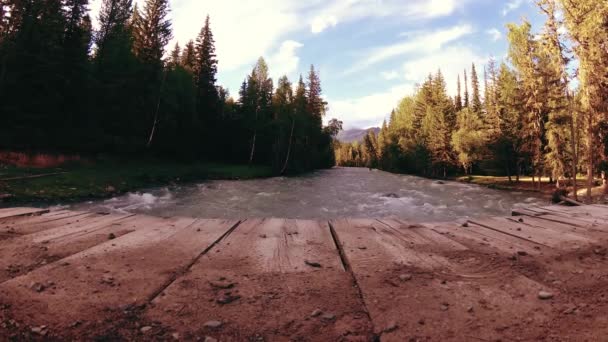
[194,15,219,117]
[455,74,463,112]
[169,42,180,67]
[558,0,608,200]
[463,69,470,108]
[508,21,550,189]
[180,39,196,71]
[307,65,325,129]
[131,0,172,72]
[62,0,92,143]
[470,63,482,113]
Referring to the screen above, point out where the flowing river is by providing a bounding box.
[71,167,547,222]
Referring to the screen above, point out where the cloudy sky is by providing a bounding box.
[90,0,545,129]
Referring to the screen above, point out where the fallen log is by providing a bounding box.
[559,195,584,207]
[0,172,67,182]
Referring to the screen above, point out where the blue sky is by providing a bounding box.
[90,0,546,129]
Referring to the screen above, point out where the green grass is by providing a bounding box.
[0,158,273,204]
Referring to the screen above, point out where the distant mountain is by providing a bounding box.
[337,127,380,143]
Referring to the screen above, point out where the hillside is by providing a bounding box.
[337,127,380,143]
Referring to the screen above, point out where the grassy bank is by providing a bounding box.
[0,158,273,204]
[456,175,608,203]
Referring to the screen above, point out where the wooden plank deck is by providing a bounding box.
[0,205,606,341]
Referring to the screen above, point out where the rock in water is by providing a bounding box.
[383,193,400,198]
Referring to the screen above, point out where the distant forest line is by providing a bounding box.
[335,0,608,201]
[0,0,342,174]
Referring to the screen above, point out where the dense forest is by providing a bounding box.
[336,0,608,201]
[0,0,340,174]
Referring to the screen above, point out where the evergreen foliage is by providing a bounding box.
[0,1,337,175]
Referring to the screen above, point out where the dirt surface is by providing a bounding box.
[0,206,606,341]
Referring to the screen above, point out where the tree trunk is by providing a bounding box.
[146,70,167,148]
[248,130,257,165]
[248,108,259,166]
[586,119,594,203]
[280,117,296,175]
[570,110,578,201]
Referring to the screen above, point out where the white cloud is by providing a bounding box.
[502,0,524,16]
[328,45,487,128]
[345,24,474,75]
[486,28,502,41]
[328,84,415,129]
[311,15,338,34]
[401,46,487,96]
[267,40,304,81]
[381,71,400,81]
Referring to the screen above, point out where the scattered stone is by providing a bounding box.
[69,320,82,328]
[538,291,555,300]
[399,274,412,282]
[101,275,114,284]
[311,309,323,317]
[321,313,336,321]
[108,233,116,240]
[216,293,241,305]
[305,260,322,268]
[358,246,367,250]
[204,337,218,342]
[259,234,267,239]
[440,304,449,311]
[209,280,235,289]
[383,322,398,333]
[29,282,45,292]
[517,251,528,256]
[383,193,400,198]
[518,218,524,223]
[462,222,469,228]
[467,305,474,313]
[203,320,223,329]
[172,332,180,340]
[140,326,152,333]
[31,326,47,335]
[563,305,577,315]
[418,319,425,325]
[594,248,606,256]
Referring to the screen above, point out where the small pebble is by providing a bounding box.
[204,320,223,329]
[538,291,554,300]
[311,309,323,317]
[140,326,152,333]
[321,313,336,321]
[399,274,412,282]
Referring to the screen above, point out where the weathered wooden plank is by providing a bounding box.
[0,217,238,329]
[505,216,607,240]
[331,218,549,341]
[380,219,469,251]
[470,217,592,249]
[430,224,543,256]
[0,211,100,236]
[0,207,50,220]
[145,218,372,341]
[0,213,141,283]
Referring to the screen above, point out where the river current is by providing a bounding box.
[71,167,546,222]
